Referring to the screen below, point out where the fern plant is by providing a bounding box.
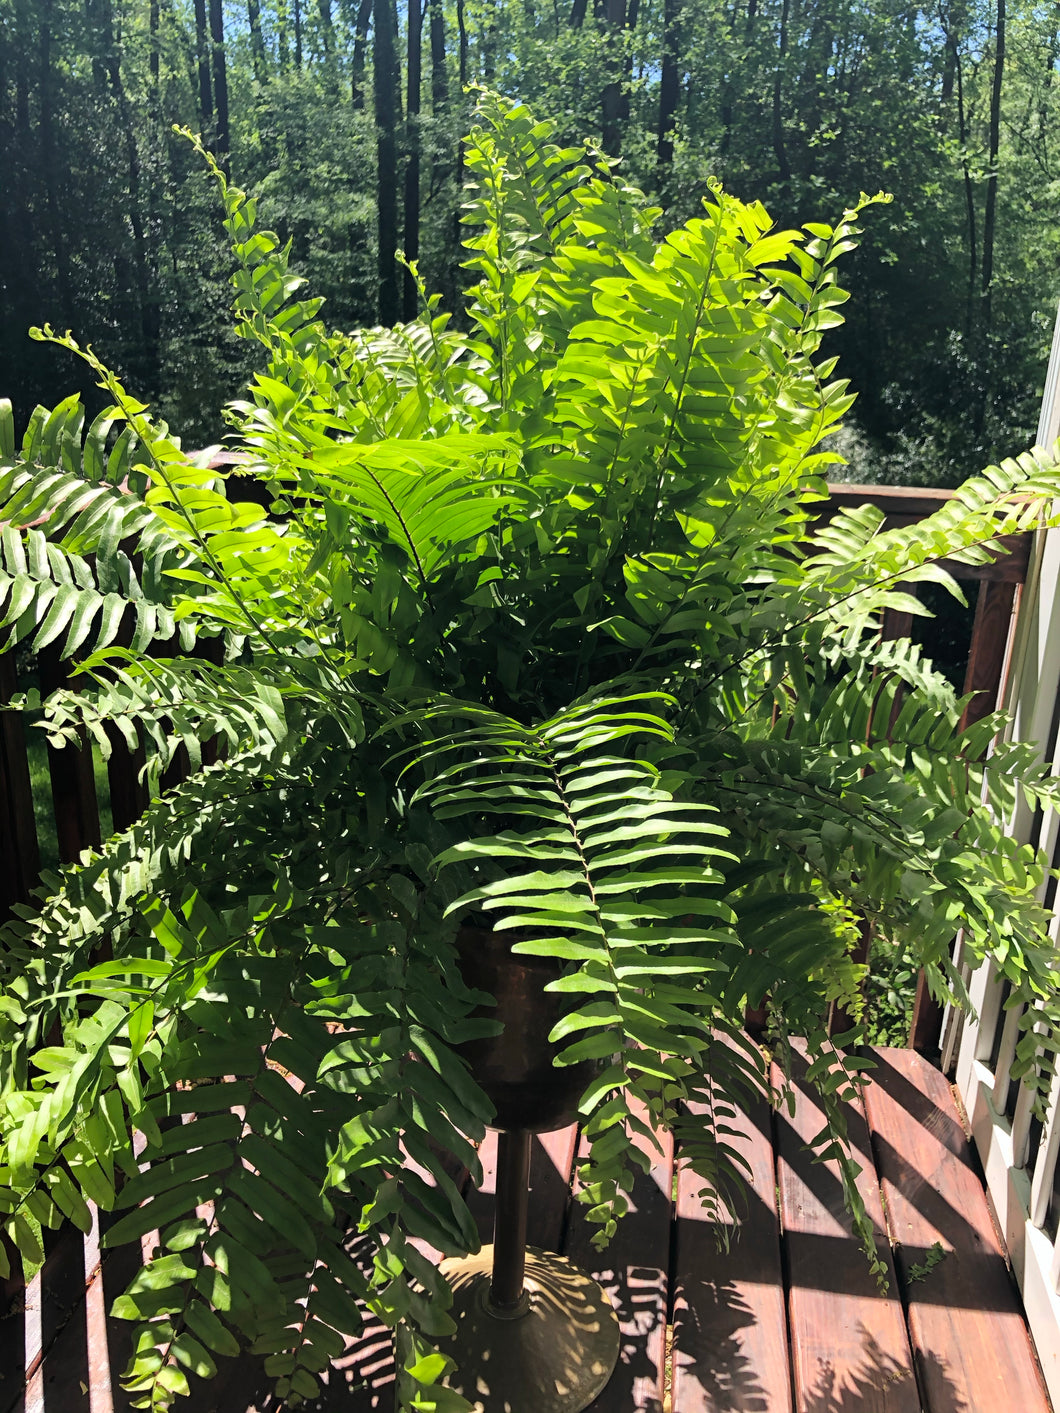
[2,93,1060,1411]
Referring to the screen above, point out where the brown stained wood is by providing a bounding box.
[958,578,1018,732]
[82,1219,120,1413]
[11,1048,1057,1413]
[0,1287,27,1413]
[466,1126,579,1251]
[153,634,227,795]
[863,1048,1051,1413]
[104,723,147,836]
[908,581,1018,1056]
[528,1125,579,1250]
[6,1223,96,1413]
[820,486,1032,585]
[775,1055,918,1413]
[0,653,40,922]
[671,1093,792,1413]
[22,1270,42,1413]
[32,1231,95,1413]
[98,611,145,837]
[464,1129,501,1245]
[565,1099,673,1413]
[907,969,944,1061]
[825,485,957,516]
[36,646,101,865]
[880,603,916,647]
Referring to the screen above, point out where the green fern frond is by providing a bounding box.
[312,434,523,586]
[418,695,751,1243]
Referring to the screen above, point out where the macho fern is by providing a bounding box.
[1,92,1059,1411]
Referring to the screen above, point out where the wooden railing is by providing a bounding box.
[0,485,1033,1062]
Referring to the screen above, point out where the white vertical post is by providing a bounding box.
[951,299,1060,1405]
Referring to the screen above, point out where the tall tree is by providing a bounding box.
[404,0,424,320]
[318,0,335,56]
[771,0,792,184]
[981,0,1006,322]
[38,0,74,325]
[601,0,626,155]
[350,0,373,106]
[657,0,681,167]
[193,0,214,127]
[209,0,230,169]
[248,0,268,82]
[430,0,449,118]
[457,0,468,87]
[277,0,291,69]
[374,0,401,322]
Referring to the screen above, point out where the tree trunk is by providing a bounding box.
[374,0,401,323]
[294,0,303,68]
[956,48,977,330]
[277,0,290,70]
[481,0,497,80]
[601,0,627,156]
[772,0,792,184]
[0,10,12,380]
[160,0,200,106]
[428,0,453,301]
[5,0,36,416]
[147,0,161,392]
[570,0,588,24]
[150,0,160,100]
[194,0,213,126]
[657,0,680,167]
[941,27,957,103]
[84,0,107,88]
[100,0,158,393]
[317,0,335,57]
[454,0,468,260]
[38,0,74,325]
[209,0,230,171]
[350,0,373,107]
[403,0,423,319]
[430,0,449,117]
[981,0,1005,321]
[14,0,30,135]
[392,0,404,119]
[938,0,967,105]
[1039,24,1059,149]
[248,0,267,81]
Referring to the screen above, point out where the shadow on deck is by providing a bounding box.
[1,1048,1050,1412]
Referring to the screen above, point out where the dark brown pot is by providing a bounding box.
[456,926,602,1133]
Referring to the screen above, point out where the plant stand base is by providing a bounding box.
[437,1244,620,1412]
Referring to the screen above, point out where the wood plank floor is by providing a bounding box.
[0,1048,1051,1413]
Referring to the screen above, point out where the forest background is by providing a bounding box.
[0,0,1056,483]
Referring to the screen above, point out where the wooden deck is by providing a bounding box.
[1,1047,1051,1413]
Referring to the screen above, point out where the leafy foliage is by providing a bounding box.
[2,95,1060,1410]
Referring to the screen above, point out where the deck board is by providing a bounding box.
[7,1046,1054,1412]
[863,1048,1052,1413]
[671,1094,792,1413]
[776,1055,918,1413]
[566,1099,673,1412]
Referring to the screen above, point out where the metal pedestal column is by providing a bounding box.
[437,1127,621,1412]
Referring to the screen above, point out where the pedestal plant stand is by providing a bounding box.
[437,930,621,1411]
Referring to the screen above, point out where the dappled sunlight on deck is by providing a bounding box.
[3,1047,1050,1412]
